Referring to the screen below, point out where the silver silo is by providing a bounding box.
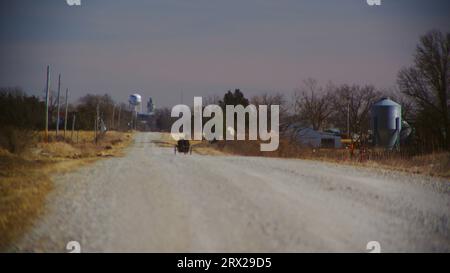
[371,98,402,150]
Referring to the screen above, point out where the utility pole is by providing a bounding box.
[94,116,97,143]
[111,104,115,130]
[44,65,50,142]
[56,74,61,138]
[64,88,69,138]
[95,103,99,144]
[71,114,76,141]
[130,103,134,131]
[347,100,350,139]
[117,105,121,131]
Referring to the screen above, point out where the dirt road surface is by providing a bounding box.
[12,133,450,252]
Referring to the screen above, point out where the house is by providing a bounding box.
[285,124,342,149]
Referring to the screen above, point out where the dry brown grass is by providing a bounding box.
[186,137,450,179]
[0,149,52,251]
[0,130,133,250]
[359,152,450,178]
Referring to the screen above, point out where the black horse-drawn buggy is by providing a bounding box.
[174,139,192,155]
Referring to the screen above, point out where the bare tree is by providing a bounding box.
[204,94,221,105]
[251,92,285,109]
[0,87,44,153]
[154,107,173,131]
[251,92,287,116]
[398,30,450,150]
[251,92,288,132]
[331,84,382,137]
[45,90,59,127]
[382,86,415,124]
[75,94,115,130]
[293,79,334,131]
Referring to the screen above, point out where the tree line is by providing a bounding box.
[1,29,448,152]
[154,30,449,151]
[0,90,133,152]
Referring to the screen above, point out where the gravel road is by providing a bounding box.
[12,132,450,252]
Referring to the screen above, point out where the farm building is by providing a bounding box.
[285,124,342,149]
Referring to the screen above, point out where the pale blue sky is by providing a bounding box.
[0,0,449,107]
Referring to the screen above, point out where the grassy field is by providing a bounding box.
[217,140,450,178]
[155,133,450,179]
[0,130,133,250]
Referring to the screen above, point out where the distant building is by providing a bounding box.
[285,124,342,148]
[147,97,154,114]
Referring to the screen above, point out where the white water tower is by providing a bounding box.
[129,93,142,130]
[129,93,142,112]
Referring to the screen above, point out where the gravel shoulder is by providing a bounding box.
[11,132,450,252]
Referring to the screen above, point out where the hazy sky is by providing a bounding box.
[0,0,449,107]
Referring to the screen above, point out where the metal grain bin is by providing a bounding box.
[371,98,402,150]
